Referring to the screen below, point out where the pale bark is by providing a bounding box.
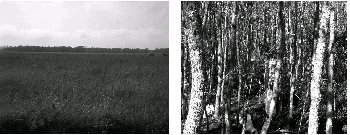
[308,3,329,134]
[245,114,258,134]
[235,1,242,128]
[261,59,281,134]
[224,99,230,134]
[223,13,231,134]
[241,107,246,134]
[183,48,205,134]
[214,13,223,120]
[220,13,227,135]
[182,2,206,134]
[220,15,227,113]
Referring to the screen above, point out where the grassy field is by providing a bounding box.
[0,52,169,133]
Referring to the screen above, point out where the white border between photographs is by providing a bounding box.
[169,0,181,134]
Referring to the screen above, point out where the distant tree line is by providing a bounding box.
[3,45,169,54]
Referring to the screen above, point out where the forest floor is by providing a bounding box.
[0,52,169,133]
[189,92,347,134]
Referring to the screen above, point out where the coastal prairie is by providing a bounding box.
[0,52,169,133]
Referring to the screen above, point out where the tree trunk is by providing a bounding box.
[297,2,308,133]
[278,1,286,118]
[288,1,298,130]
[220,13,227,115]
[262,2,285,133]
[241,103,247,134]
[223,13,231,134]
[261,59,281,134]
[214,7,223,120]
[326,5,335,134]
[182,2,206,134]
[181,23,186,121]
[308,2,329,134]
[225,93,231,134]
[235,1,242,128]
[181,20,190,120]
[311,2,320,59]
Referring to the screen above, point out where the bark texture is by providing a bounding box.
[182,2,206,134]
[326,5,335,134]
[308,3,329,134]
[261,59,281,134]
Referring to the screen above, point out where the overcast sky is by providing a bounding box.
[0,1,168,49]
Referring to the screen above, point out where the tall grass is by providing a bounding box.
[0,52,168,133]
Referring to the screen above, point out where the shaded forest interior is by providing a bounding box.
[181,1,346,134]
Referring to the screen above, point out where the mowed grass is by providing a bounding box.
[0,52,168,133]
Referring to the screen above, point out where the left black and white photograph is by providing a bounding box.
[0,1,169,134]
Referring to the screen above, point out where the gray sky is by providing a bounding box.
[0,1,168,49]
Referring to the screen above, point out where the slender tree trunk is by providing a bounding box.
[181,27,186,121]
[225,74,231,134]
[333,3,337,114]
[214,9,223,120]
[213,51,222,120]
[261,59,281,134]
[222,13,231,134]
[263,59,269,103]
[278,2,286,118]
[220,14,227,113]
[311,2,320,59]
[181,18,190,120]
[308,2,329,134]
[289,1,298,130]
[326,5,335,134]
[182,2,206,134]
[241,102,247,134]
[235,1,242,128]
[262,2,285,133]
[220,12,227,134]
[298,87,309,133]
[297,3,307,133]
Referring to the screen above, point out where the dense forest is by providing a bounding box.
[1,46,169,54]
[181,1,346,134]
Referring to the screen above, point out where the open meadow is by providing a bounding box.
[0,52,169,133]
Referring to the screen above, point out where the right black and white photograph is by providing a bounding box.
[181,1,347,134]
